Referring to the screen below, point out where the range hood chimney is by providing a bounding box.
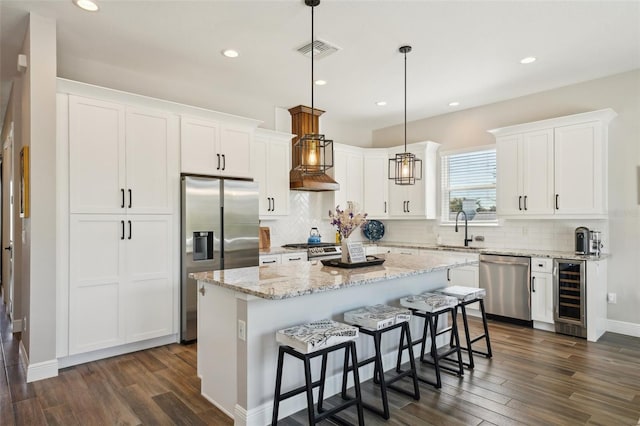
[289,105,339,192]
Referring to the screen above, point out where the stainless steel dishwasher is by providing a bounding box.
[479,254,532,321]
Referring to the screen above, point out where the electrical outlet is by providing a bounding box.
[607,293,617,304]
[238,320,246,341]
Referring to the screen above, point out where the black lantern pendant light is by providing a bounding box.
[389,45,422,185]
[294,0,334,175]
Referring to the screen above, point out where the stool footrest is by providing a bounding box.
[315,397,360,423]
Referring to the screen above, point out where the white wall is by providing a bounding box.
[373,70,640,328]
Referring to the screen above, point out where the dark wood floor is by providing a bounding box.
[1,297,639,425]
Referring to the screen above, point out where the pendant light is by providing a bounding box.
[294,0,334,175]
[389,45,422,185]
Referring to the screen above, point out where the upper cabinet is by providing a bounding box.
[332,143,364,210]
[363,149,390,218]
[490,109,616,218]
[251,129,293,217]
[387,142,440,219]
[69,95,178,215]
[181,116,253,178]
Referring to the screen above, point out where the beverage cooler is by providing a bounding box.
[554,259,586,338]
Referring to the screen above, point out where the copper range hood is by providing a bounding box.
[289,105,339,192]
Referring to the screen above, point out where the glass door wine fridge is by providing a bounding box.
[553,259,586,338]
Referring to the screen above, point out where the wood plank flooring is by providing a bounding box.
[1,298,639,425]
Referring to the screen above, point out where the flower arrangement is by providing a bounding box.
[329,204,368,239]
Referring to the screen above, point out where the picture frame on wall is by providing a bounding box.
[20,146,29,218]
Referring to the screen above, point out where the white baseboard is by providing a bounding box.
[18,340,60,382]
[606,319,640,338]
[57,334,179,369]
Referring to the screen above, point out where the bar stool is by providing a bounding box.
[436,286,492,369]
[272,319,365,426]
[342,304,420,420]
[398,292,464,388]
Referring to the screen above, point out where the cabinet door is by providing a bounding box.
[281,252,308,263]
[123,215,173,342]
[69,215,125,354]
[363,152,389,218]
[69,95,126,214]
[251,137,269,215]
[389,184,408,216]
[126,107,177,214]
[554,122,603,215]
[181,117,220,175]
[531,272,554,323]
[220,126,252,178]
[405,175,426,217]
[496,135,522,216]
[522,130,554,215]
[259,255,281,265]
[267,141,290,215]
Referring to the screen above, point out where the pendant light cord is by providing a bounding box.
[404,48,407,153]
[311,3,315,135]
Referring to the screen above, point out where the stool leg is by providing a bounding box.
[450,309,465,376]
[427,315,442,389]
[420,314,430,363]
[349,342,365,426]
[372,331,390,419]
[402,322,421,400]
[460,303,475,369]
[395,324,406,373]
[341,344,350,398]
[271,347,285,426]
[480,299,493,358]
[317,353,328,412]
[303,356,316,425]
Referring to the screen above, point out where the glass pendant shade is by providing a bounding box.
[294,133,334,175]
[389,152,422,185]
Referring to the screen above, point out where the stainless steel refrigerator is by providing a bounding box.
[181,175,259,343]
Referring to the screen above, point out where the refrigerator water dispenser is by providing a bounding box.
[193,231,214,260]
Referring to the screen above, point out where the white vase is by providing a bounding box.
[341,236,350,263]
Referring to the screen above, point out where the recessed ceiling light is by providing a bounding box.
[222,49,239,58]
[448,101,460,107]
[376,101,387,106]
[520,56,536,64]
[314,80,327,86]
[73,0,99,12]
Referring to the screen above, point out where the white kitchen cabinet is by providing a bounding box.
[387,142,440,219]
[362,149,389,218]
[69,95,177,215]
[496,130,554,216]
[281,252,308,263]
[332,144,364,210]
[251,129,292,217]
[490,109,616,218]
[181,116,253,178]
[68,214,173,354]
[531,257,554,324]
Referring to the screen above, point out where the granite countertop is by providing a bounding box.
[191,252,477,300]
[378,242,607,261]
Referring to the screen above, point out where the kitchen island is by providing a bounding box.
[192,252,477,426]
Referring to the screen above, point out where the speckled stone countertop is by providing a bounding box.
[191,252,476,300]
[377,242,608,261]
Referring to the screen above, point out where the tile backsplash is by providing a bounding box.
[261,193,609,254]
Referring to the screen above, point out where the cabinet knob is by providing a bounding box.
[199,286,206,296]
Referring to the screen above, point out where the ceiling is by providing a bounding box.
[1,0,639,140]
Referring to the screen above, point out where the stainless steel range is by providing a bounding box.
[281,243,342,260]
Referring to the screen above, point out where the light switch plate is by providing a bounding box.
[238,320,246,341]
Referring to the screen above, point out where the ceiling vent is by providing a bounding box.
[296,39,340,60]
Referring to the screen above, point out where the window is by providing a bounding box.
[441,147,497,223]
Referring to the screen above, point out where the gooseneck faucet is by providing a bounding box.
[455,210,473,247]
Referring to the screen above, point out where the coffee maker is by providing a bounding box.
[575,227,590,255]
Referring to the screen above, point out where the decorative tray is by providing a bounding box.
[321,256,386,269]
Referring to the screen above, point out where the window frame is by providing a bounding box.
[440,144,498,225]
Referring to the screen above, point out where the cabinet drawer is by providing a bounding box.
[531,257,552,273]
[281,252,308,262]
[259,255,281,265]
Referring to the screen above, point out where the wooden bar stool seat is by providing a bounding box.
[343,304,420,420]
[272,319,364,426]
[436,286,493,369]
[398,292,464,388]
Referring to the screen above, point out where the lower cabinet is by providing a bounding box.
[68,214,173,355]
[259,252,308,265]
[531,257,554,324]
